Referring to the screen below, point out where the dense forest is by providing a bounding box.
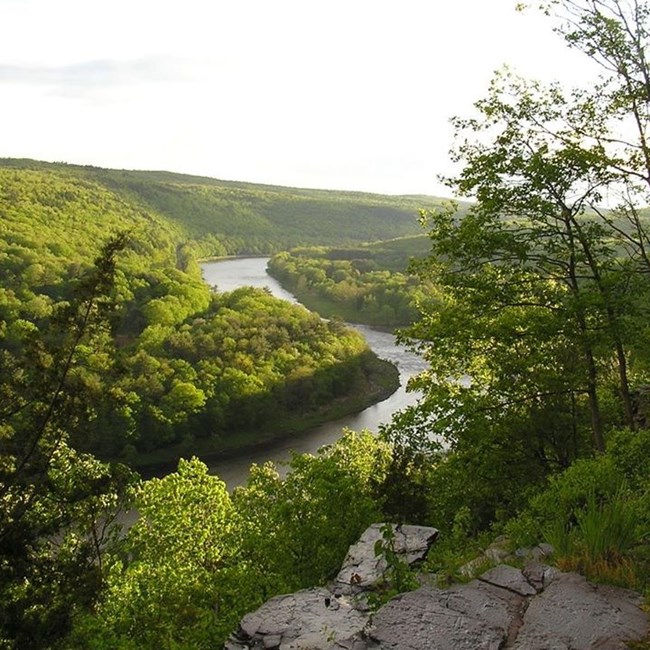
[0,159,435,256]
[267,236,434,327]
[0,164,403,465]
[2,1,650,648]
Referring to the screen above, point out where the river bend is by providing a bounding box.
[200,257,426,488]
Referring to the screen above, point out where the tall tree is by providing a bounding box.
[0,235,136,649]
[395,1,650,518]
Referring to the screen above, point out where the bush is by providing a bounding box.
[505,431,650,590]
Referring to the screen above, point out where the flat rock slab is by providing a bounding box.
[359,566,648,650]
[227,521,649,650]
[363,580,524,650]
[479,564,540,596]
[226,588,368,650]
[511,572,649,650]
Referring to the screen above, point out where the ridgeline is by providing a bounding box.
[0,158,440,256]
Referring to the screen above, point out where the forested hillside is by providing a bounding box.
[0,159,434,255]
[0,163,402,466]
[0,159,406,647]
[267,236,434,327]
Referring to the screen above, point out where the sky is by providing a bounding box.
[0,0,598,196]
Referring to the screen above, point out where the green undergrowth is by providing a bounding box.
[378,428,650,601]
[502,427,650,594]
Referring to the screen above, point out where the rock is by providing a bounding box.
[363,580,523,649]
[462,538,555,578]
[479,564,538,596]
[514,542,554,561]
[333,524,439,595]
[458,555,493,578]
[226,588,368,650]
[484,536,511,564]
[357,564,648,650]
[521,561,557,593]
[511,571,650,649]
[227,525,649,650]
[226,524,440,649]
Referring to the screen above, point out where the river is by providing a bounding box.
[200,257,426,489]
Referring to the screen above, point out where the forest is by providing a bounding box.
[266,236,439,327]
[2,0,650,648]
[0,165,400,467]
[0,159,434,256]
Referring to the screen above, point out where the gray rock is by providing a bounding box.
[511,571,650,649]
[334,524,438,594]
[458,554,493,578]
[227,588,368,650]
[484,536,511,564]
[514,542,555,561]
[484,546,510,563]
[356,565,648,650]
[227,525,649,650]
[521,561,557,592]
[363,580,523,649]
[479,564,538,596]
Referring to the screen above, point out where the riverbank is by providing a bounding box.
[131,353,399,478]
[279,288,403,329]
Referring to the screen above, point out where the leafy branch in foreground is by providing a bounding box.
[389,0,650,532]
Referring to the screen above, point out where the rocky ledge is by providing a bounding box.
[225,524,649,650]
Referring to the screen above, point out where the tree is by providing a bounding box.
[0,234,136,649]
[71,458,236,650]
[392,0,650,528]
[70,433,392,649]
[232,430,390,589]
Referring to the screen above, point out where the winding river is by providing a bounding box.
[200,257,427,489]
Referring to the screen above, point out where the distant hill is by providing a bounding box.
[0,158,446,256]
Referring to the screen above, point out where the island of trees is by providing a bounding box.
[1,1,650,648]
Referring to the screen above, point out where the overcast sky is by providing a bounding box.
[0,0,597,196]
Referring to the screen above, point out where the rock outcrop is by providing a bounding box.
[364,564,648,650]
[225,524,649,650]
[333,523,439,596]
[226,524,438,649]
[230,588,366,650]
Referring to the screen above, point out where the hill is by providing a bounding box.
[267,236,435,327]
[0,158,442,256]
[1,157,420,463]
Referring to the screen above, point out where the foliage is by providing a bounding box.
[6,3,650,646]
[0,159,434,256]
[503,426,650,589]
[232,430,390,590]
[367,523,420,609]
[104,286,387,463]
[67,458,237,649]
[0,239,138,649]
[267,238,435,327]
[386,0,650,540]
[0,165,398,464]
[0,165,407,646]
[70,432,391,648]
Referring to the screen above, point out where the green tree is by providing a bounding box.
[72,458,236,649]
[71,433,392,649]
[389,0,650,529]
[232,430,390,590]
[0,235,136,649]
